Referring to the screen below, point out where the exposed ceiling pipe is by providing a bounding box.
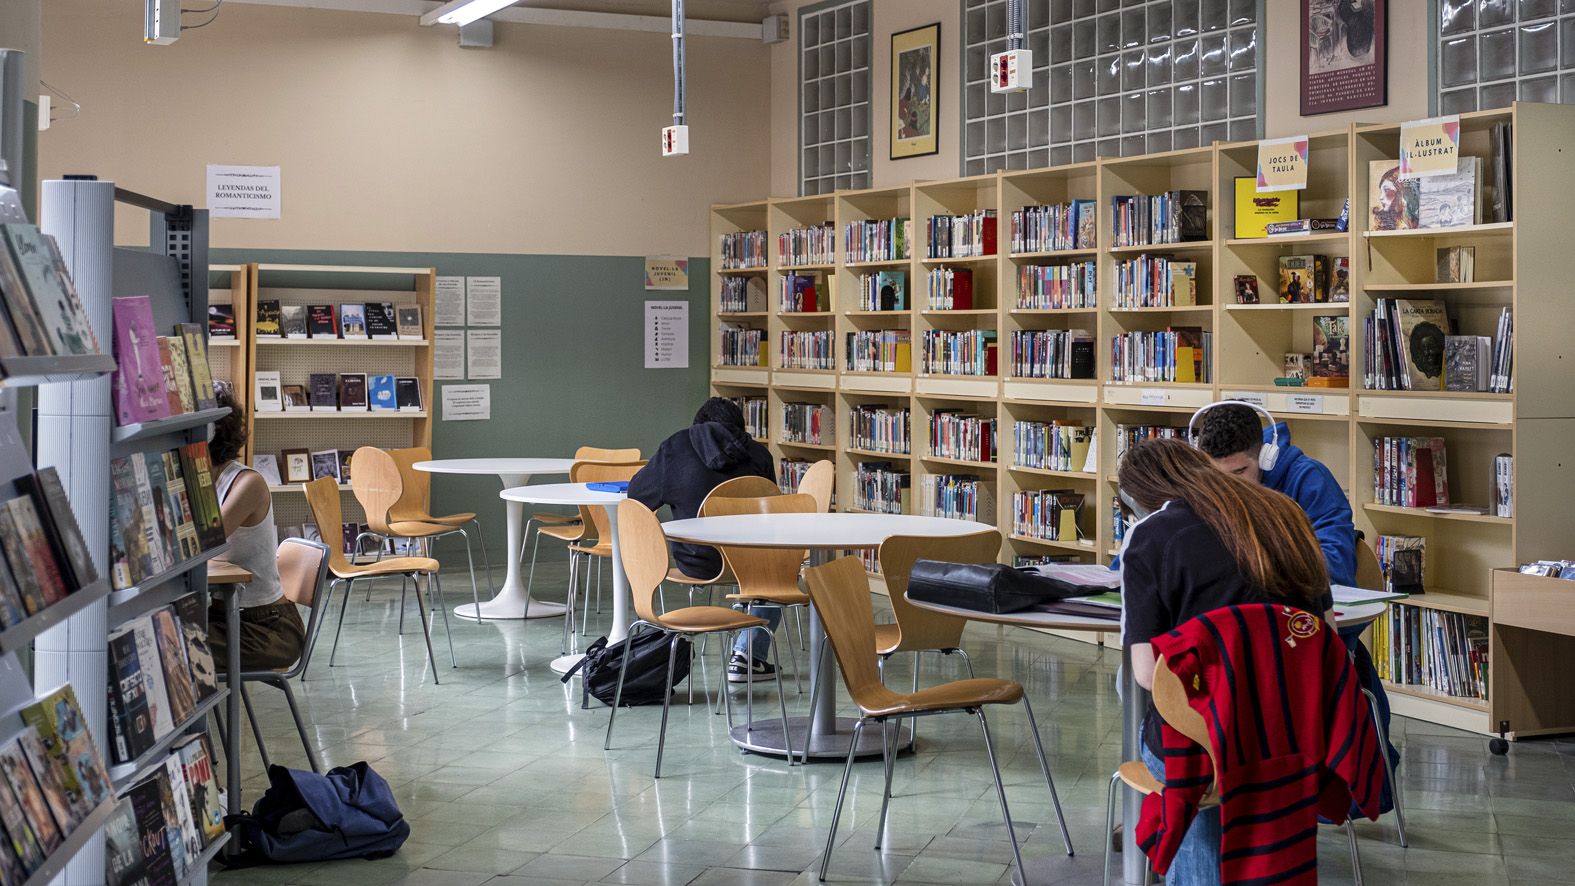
[663,0,689,155]
[1007,0,1023,52]
[991,0,1031,92]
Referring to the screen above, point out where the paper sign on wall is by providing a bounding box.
[435,276,466,326]
[644,256,690,290]
[206,165,281,219]
[441,384,491,421]
[466,329,502,379]
[434,329,465,380]
[466,276,502,326]
[644,301,689,369]
[1256,136,1309,192]
[1399,115,1461,178]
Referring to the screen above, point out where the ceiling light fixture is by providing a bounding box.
[419,0,519,28]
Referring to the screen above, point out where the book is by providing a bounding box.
[1170,261,1198,306]
[282,449,312,484]
[161,756,199,874]
[255,453,282,486]
[0,556,29,629]
[172,595,218,703]
[1417,156,1483,229]
[395,376,422,412]
[1284,352,1308,380]
[339,373,368,411]
[130,616,175,741]
[254,369,283,413]
[1436,246,1475,283]
[104,798,151,886]
[175,736,223,846]
[1330,256,1350,303]
[368,373,397,411]
[108,455,146,590]
[365,302,398,339]
[1232,275,1259,304]
[306,304,336,338]
[125,774,176,886]
[19,687,111,818]
[1378,535,1426,595]
[311,449,342,481]
[155,338,184,416]
[0,763,45,874]
[1444,335,1491,392]
[1232,176,1299,239]
[308,372,338,411]
[0,496,57,613]
[0,737,61,854]
[280,304,308,339]
[338,449,354,485]
[1313,316,1350,381]
[1277,254,1326,303]
[138,453,179,576]
[178,441,226,552]
[396,305,423,339]
[18,727,80,833]
[877,272,905,311]
[151,607,196,731]
[178,323,217,411]
[112,296,172,425]
[254,298,282,337]
[1395,298,1449,390]
[1494,453,1513,519]
[19,467,97,591]
[160,451,200,562]
[206,303,236,340]
[1368,159,1420,231]
[1263,217,1341,236]
[338,303,367,338]
[1489,120,1512,224]
[4,226,99,356]
[164,336,197,413]
[0,229,55,358]
[282,383,310,411]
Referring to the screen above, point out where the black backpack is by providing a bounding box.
[562,630,691,708]
[223,762,410,867]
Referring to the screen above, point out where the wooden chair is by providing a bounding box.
[302,476,452,682]
[659,475,779,633]
[236,538,330,773]
[603,499,792,777]
[383,445,493,605]
[705,492,817,694]
[804,556,1072,883]
[1100,654,1364,885]
[794,459,834,513]
[563,460,646,649]
[523,446,641,601]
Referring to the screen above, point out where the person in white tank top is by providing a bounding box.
[208,386,307,672]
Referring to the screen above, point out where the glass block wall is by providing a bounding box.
[961,0,1262,174]
[1438,0,1574,113]
[800,0,873,195]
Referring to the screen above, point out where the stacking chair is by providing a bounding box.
[705,492,816,694]
[301,477,453,682]
[523,446,641,602]
[379,446,492,605]
[236,538,330,773]
[1100,654,1364,885]
[804,556,1073,883]
[603,499,792,777]
[658,474,779,627]
[794,459,834,512]
[563,460,646,645]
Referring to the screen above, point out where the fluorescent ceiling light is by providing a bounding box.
[420,0,518,27]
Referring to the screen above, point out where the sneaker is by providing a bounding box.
[727,653,778,683]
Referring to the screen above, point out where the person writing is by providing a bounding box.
[1119,437,1335,885]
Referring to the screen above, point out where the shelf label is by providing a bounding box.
[1225,392,1267,408]
[1288,394,1324,413]
[1140,388,1169,406]
[1399,115,1460,178]
[206,164,281,219]
[1256,136,1308,192]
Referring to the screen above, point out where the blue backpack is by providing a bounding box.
[224,762,410,866]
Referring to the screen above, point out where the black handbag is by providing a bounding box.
[906,560,1087,614]
[561,630,692,708]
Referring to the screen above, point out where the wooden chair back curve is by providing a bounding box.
[1355,540,1383,592]
[617,499,672,625]
[803,556,891,712]
[1152,653,1221,796]
[349,446,404,537]
[277,537,328,608]
[572,460,646,545]
[795,460,835,513]
[706,475,781,501]
[302,476,354,576]
[703,493,816,594]
[387,446,433,523]
[576,446,642,463]
[880,529,1002,653]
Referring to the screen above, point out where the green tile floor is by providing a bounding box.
[211,561,1572,886]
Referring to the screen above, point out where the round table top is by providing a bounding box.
[661,512,994,550]
[415,458,575,476]
[500,482,627,506]
[905,597,1390,633]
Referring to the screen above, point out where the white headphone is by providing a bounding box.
[1188,400,1281,472]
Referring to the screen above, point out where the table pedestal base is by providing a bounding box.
[453,598,567,621]
[728,716,911,760]
[550,653,584,676]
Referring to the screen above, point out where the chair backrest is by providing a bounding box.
[572,460,646,545]
[616,499,671,625]
[702,493,816,595]
[1355,538,1383,590]
[276,537,331,677]
[1152,653,1221,800]
[302,476,353,576]
[879,528,1002,653]
[804,556,890,712]
[349,446,403,536]
[706,475,781,501]
[795,460,835,513]
[576,446,641,463]
[387,446,432,523]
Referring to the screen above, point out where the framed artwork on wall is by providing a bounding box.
[890,23,939,159]
[1301,0,1387,115]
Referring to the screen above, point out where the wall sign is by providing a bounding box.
[441,384,491,422]
[435,276,465,326]
[644,256,689,290]
[1399,115,1461,179]
[465,276,502,326]
[1256,136,1309,192]
[1300,0,1386,116]
[644,301,689,369]
[206,164,281,219]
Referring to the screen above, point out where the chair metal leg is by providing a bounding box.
[455,526,484,631]
[412,572,441,684]
[432,570,457,668]
[239,684,270,769]
[767,630,794,763]
[819,718,865,882]
[273,677,323,773]
[952,646,975,678]
[874,719,897,848]
[579,555,596,638]
[719,632,736,724]
[800,642,830,766]
[595,559,603,615]
[604,623,644,748]
[1021,694,1074,856]
[1102,771,1121,886]
[469,518,494,595]
[397,575,409,635]
[910,651,922,748]
[301,578,340,680]
[781,606,801,695]
[794,604,806,651]
[329,578,357,667]
[561,552,580,655]
[1345,818,1364,885]
[976,708,1028,883]
[654,633,681,778]
[1362,687,1407,847]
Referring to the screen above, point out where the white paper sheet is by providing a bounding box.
[441,384,491,422]
[466,276,502,326]
[435,276,466,326]
[206,164,281,219]
[644,300,689,369]
[434,328,465,380]
[466,328,502,379]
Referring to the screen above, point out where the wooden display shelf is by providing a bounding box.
[1363,221,1513,240]
[1008,306,1098,315]
[1364,280,1513,292]
[921,454,998,470]
[844,259,910,269]
[1108,241,1212,255]
[1007,465,1098,480]
[718,312,767,319]
[1386,589,1491,617]
[1108,305,1212,314]
[920,254,997,265]
[717,266,768,274]
[1223,302,1351,311]
[255,337,427,346]
[1381,681,1489,712]
[843,309,913,317]
[1008,534,1097,554]
[1010,248,1098,259]
[779,262,836,272]
[845,447,912,459]
[919,308,997,317]
[209,338,241,348]
[778,439,836,451]
[1362,503,1513,525]
[1223,232,1349,247]
[254,410,428,419]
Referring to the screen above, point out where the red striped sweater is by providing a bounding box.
[1137,604,1384,885]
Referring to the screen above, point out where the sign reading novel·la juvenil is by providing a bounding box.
[206,165,281,219]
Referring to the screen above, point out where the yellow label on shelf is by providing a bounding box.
[1256,135,1309,193]
[1399,115,1461,178]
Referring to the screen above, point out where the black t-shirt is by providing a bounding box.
[1121,499,1332,752]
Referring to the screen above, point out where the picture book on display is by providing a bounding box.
[255,370,283,412]
[172,595,218,703]
[178,322,217,410]
[0,735,62,854]
[1232,275,1259,304]
[311,449,342,481]
[0,493,67,615]
[254,299,282,338]
[21,686,113,826]
[155,338,183,415]
[2,225,100,357]
[307,304,336,338]
[1370,156,1484,232]
[396,305,423,339]
[396,377,422,412]
[104,798,150,886]
[107,627,155,763]
[1330,257,1350,303]
[130,616,175,741]
[161,451,201,561]
[368,373,397,411]
[1437,246,1475,283]
[1445,335,1493,392]
[1232,177,1300,239]
[18,727,82,834]
[0,759,47,874]
[163,337,196,413]
[281,304,308,339]
[112,296,172,426]
[308,373,338,411]
[365,302,397,340]
[1312,316,1350,383]
[339,373,368,410]
[20,466,99,591]
[176,735,223,846]
[163,755,200,875]
[206,303,236,340]
[282,384,309,412]
[339,303,367,339]
[125,773,175,886]
[1277,254,1327,303]
[283,449,312,484]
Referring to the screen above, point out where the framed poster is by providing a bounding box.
[890,23,939,160]
[1301,0,1386,116]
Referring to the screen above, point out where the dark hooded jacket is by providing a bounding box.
[628,398,775,578]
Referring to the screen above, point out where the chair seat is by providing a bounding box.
[387,520,458,537]
[655,606,769,634]
[873,622,902,655]
[331,556,439,580]
[859,677,1024,718]
[531,511,580,526]
[1116,760,1219,807]
[541,524,587,542]
[726,589,809,606]
[419,511,475,527]
[570,542,612,558]
[666,565,731,586]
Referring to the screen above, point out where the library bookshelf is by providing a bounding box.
[709,102,1575,739]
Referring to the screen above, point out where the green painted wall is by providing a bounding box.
[210,248,711,553]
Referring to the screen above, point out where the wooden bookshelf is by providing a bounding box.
[708,103,1575,737]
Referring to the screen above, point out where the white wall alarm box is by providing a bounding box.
[989,49,1032,93]
[662,125,690,157]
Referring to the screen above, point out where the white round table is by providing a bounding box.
[415,458,575,621]
[662,512,993,760]
[500,482,628,675]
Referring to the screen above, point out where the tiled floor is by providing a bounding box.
[212,560,1573,886]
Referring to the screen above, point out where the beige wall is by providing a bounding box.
[38,0,770,255]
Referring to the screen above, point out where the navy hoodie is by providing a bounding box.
[1260,421,1356,587]
[628,401,775,579]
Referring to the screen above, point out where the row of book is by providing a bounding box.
[856,271,906,311]
[1371,436,1450,509]
[920,329,998,376]
[108,443,226,592]
[780,223,835,267]
[1010,201,1096,254]
[930,411,996,464]
[1112,495,1127,545]
[853,461,909,514]
[719,230,767,270]
[718,325,766,367]
[254,447,358,488]
[1109,328,1210,383]
[848,404,909,454]
[0,467,99,626]
[924,267,975,310]
[780,402,832,445]
[0,223,102,362]
[248,300,424,341]
[107,733,226,886]
[0,686,116,883]
[1110,191,1207,247]
[844,217,911,264]
[1366,157,1485,232]
[844,329,910,373]
[1009,329,1095,380]
[925,210,997,259]
[1377,534,1425,596]
[779,275,823,313]
[255,370,422,414]
[1017,262,1095,310]
[921,474,992,522]
[1010,490,1085,542]
[720,275,766,313]
[112,296,218,427]
[777,331,834,371]
[1114,423,1191,460]
[107,597,218,764]
[727,396,767,440]
[1371,604,1487,701]
[1112,256,1198,309]
[1013,421,1094,473]
[778,459,813,497]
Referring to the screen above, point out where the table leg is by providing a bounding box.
[225,585,242,827]
[1121,645,1150,885]
[454,472,567,621]
[553,504,630,675]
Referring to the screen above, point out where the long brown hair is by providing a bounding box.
[1118,437,1329,607]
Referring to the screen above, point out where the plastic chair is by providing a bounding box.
[236,537,330,773]
[523,446,641,601]
[563,460,646,647]
[804,556,1072,883]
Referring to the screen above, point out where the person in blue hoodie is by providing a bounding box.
[628,397,783,684]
